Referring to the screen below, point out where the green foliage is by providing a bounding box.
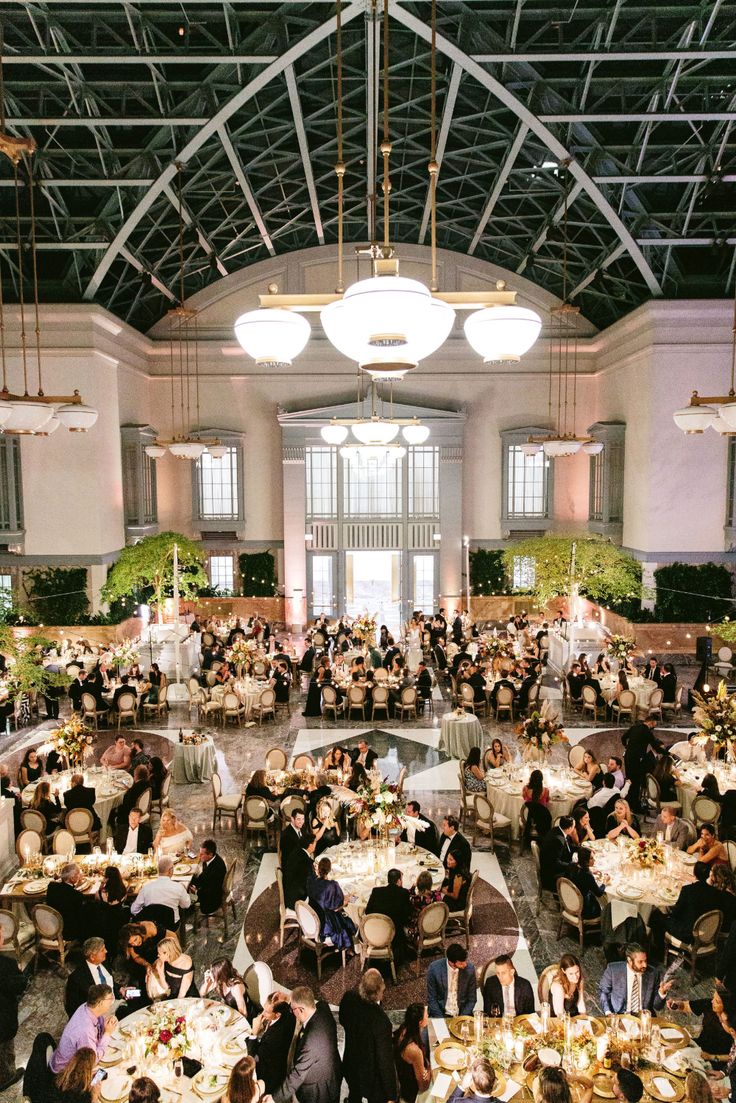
[102,532,207,620]
[22,567,90,626]
[238,551,277,597]
[654,562,733,623]
[469,549,511,596]
[502,535,642,612]
[0,625,71,698]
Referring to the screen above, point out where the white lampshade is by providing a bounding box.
[56,403,99,432]
[169,441,206,460]
[0,399,12,426]
[402,422,430,444]
[3,400,53,434]
[543,438,582,457]
[351,419,399,445]
[321,423,349,445]
[145,444,167,458]
[234,308,310,367]
[463,304,542,363]
[710,412,736,435]
[37,413,61,436]
[520,441,543,456]
[582,440,604,455]
[673,403,717,433]
[207,444,229,459]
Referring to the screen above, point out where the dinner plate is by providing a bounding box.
[173,862,190,876]
[537,1047,562,1067]
[657,1024,690,1049]
[616,886,644,901]
[447,1016,476,1041]
[643,1072,684,1102]
[593,1072,616,1099]
[100,1073,132,1102]
[681,853,699,865]
[22,879,47,895]
[222,1037,244,1056]
[573,1016,604,1037]
[434,1040,469,1072]
[193,1069,231,1097]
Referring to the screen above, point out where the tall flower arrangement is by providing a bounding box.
[105,639,141,670]
[606,633,636,664]
[692,681,736,751]
[352,614,378,644]
[516,701,567,760]
[49,715,95,768]
[350,779,404,832]
[226,638,255,666]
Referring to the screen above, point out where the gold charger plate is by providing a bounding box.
[22,879,47,895]
[447,1016,478,1041]
[434,1040,469,1072]
[643,1071,684,1103]
[656,1023,690,1049]
[573,1016,605,1037]
[173,862,191,876]
[99,1073,132,1103]
[593,1072,616,1099]
[222,1037,245,1056]
[192,1069,231,1098]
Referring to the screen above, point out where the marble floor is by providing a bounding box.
[0,676,708,1099]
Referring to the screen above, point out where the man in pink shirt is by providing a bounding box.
[49,984,117,1073]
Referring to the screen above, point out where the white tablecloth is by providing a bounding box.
[485,767,592,840]
[211,679,263,719]
[438,712,484,758]
[321,839,444,926]
[600,674,657,714]
[0,797,15,880]
[172,738,217,784]
[22,767,132,841]
[590,837,696,927]
[676,761,736,821]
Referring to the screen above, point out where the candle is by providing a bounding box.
[596,1033,609,1062]
[514,1037,525,1062]
[475,1010,485,1045]
[540,1001,550,1036]
[640,1010,651,1043]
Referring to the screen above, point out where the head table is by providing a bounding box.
[99,997,250,1103]
[21,766,132,841]
[320,839,443,926]
[485,766,592,841]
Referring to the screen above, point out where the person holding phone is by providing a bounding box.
[52,1047,102,1102]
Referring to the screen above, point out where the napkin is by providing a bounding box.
[432,1073,452,1097]
[498,1080,522,1102]
[653,1078,675,1098]
[525,1014,543,1034]
[432,1018,450,1041]
[660,1029,683,1041]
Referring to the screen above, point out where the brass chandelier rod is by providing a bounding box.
[429,0,438,291]
[334,0,345,293]
[380,0,391,249]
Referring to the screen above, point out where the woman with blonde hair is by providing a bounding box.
[152,809,193,855]
[606,798,641,840]
[549,954,586,1018]
[684,1071,715,1103]
[30,779,62,829]
[147,934,197,1000]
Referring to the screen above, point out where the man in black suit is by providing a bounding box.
[0,925,28,1091]
[350,739,378,770]
[283,835,317,909]
[68,671,88,712]
[650,861,736,958]
[273,987,341,1103]
[189,838,227,916]
[490,675,516,710]
[46,862,91,942]
[466,663,487,707]
[643,657,661,683]
[452,612,463,646]
[280,809,306,865]
[339,969,397,1103]
[365,868,412,964]
[113,808,153,855]
[415,661,433,709]
[248,993,296,1095]
[448,1057,502,1103]
[483,954,535,1017]
[112,764,150,828]
[63,773,102,832]
[622,717,666,812]
[438,815,472,871]
[566,663,585,703]
[517,668,540,712]
[433,641,448,671]
[64,936,135,1017]
[452,648,472,674]
[401,801,438,853]
[539,816,577,892]
[110,675,137,714]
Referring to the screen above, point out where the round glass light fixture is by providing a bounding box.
[207,444,229,459]
[56,403,99,432]
[234,308,310,368]
[0,399,12,427]
[710,412,736,435]
[673,403,717,433]
[463,304,542,363]
[37,413,61,436]
[351,419,399,445]
[543,438,582,457]
[520,441,542,456]
[320,422,349,445]
[145,444,167,459]
[402,421,430,444]
[169,440,206,460]
[3,400,54,434]
[582,440,604,455]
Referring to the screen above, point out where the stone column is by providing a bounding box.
[282,446,307,631]
[439,446,463,609]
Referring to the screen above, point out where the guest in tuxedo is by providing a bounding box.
[112,764,150,828]
[401,801,438,853]
[489,675,516,710]
[415,662,433,709]
[273,986,341,1103]
[283,834,317,910]
[350,739,378,770]
[598,944,672,1015]
[280,809,306,865]
[451,612,463,645]
[643,657,661,683]
[660,663,678,703]
[339,969,397,1103]
[383,639,400,670]
[365,868,412,964]
[433,641,448,671]
[63,773,102,833]
[248,992,296,1095]
[566,663,585,703]
[188,838,227,916]
[622,717,665,812]
[68,670,88,712]
[47,863,91,942]
[111,676,137,713]
[650,861,736,958]
[438,815,472,871]
[427,944,477,1017]
[539,817,577,892]
[483,954,534,1017]
[517,668,540,712]
[113,808,153,855]
[652,806,689,850]
[64,937,136,1017]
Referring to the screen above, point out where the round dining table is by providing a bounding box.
[171,735,217,784]
[22,766,132,841]
[599,673,657,715]
[485,766,592,840]
[589,837,696,928]
[99,996,250,1103]
[438,711,484,759]
[321,838,444,926]
[211,677,264,719]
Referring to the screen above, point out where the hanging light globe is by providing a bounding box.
[582,440,604,455]
[56,403,99,432]
[673,403,717,433]
[402,421,430,444]
[710,412,736,436]
[351,419,399,445]
[3,401,54,434]
[543,438,582,458]
[145,444,167,459]
[169,440,206,460]
[0,399,12,427]
[37,413,61,436]
[234,308,310,368]
[321,422,349,445]
[207,444,229,459]
[520,441,543,456]
[463,304,542,363]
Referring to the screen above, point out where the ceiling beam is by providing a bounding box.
[9,116,207,127]
[637,237,736,246]
[3,54,276,65]
[541,112,736,123]
[161,183,228,276]
[472,50,736,63]
[119,245,176,301]
[365,8,380,238]
[217,127,275,257]
[468,123,528,255]
[525,181,584,259]
[284,64,324,245]
[569,242,627,299]
[418,62,462,244]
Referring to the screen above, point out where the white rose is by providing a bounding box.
[375,793,384,804]
[384,792,394,804]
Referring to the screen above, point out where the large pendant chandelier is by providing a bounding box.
[145,166,224,461]
[673,278,736,435]
[233,0,541,377]
[0,42,98,436]
[319,378,428,460]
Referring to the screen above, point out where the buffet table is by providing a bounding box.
[320,839,443,926]
[99,997,250,1103]
[485,767,592,841]
[22,766,132,841]
[439,711,484,758]
[172,736,217,784]
[589,837,697,927]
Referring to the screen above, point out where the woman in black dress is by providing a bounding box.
[667,986,734,1059]
[201,958,255,1018]
[19,748,44,788]
[153,935,198,1000]
[571,847,607,918]
[394,1003,430,1103]
[30,780,63,830]
[119,921,164,1008]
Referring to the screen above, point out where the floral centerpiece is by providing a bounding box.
[350,779,404,834]
[484,637,515,662]
[352,613,378,645]
[47,714,95,769]
[142,1007,188,1060]
[516,701,567,762]
[627,836,665,870]
[606,633,636,665]
[479,1022,595,1072]
[105,638,141,670]
[692,680,736,754]
[226,637,256,667]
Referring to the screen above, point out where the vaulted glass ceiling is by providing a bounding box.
[0,0,734,331]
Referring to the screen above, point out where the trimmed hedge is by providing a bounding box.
[238,551,277,597]
[469,549,512,596]
[654,562,733,622]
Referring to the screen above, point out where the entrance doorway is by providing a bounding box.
[345,551,402,636]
